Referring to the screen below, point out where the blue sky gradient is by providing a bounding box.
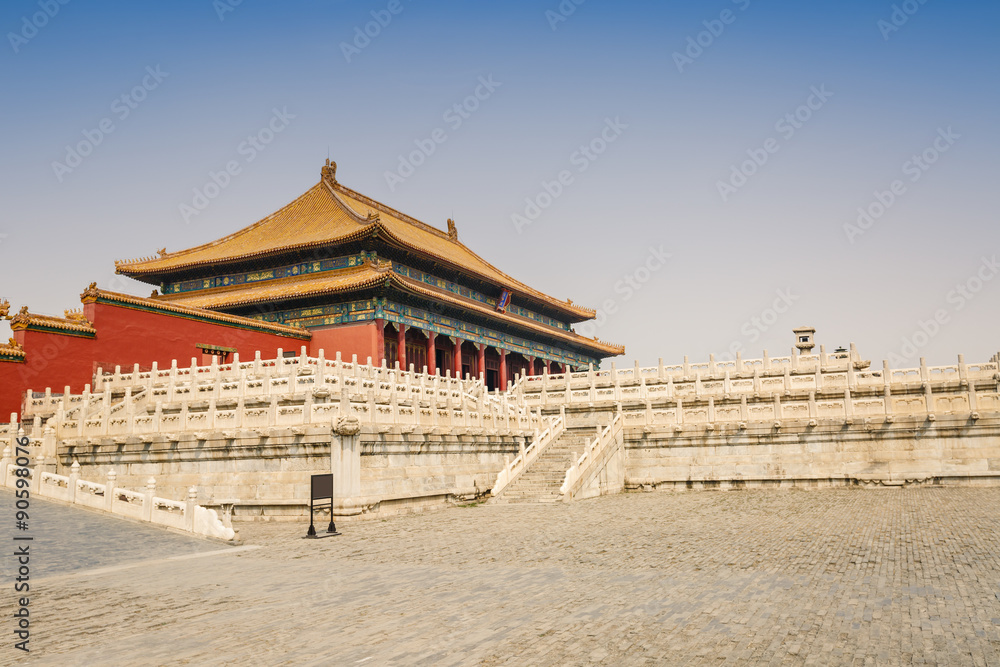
[1,0,997,367]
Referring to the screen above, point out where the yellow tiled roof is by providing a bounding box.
[158,263,624,357]
[157,264,390,310]
[392,274,625,356]
[115,167,595,321]
[0,338,24,359]
[8,307,96,334]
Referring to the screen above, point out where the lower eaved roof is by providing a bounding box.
[157,264,625,357]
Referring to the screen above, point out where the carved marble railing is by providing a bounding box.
[23,351,542,441]
[0,452,235,541]
[53,393,543,442]
[25,349,494,423]
[490,412,565,500]
[512,353,1000,412]
[561,411,624,499]
[611,381,1000,431]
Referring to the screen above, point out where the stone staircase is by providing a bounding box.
[493,431,591,504]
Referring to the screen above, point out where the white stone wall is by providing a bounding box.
[624,416,1000,489]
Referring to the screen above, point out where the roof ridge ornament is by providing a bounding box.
[0,298,8,319]
[447,218,458,241]
[10,306,30,328]
[64,308,91,326]
[321,158,337,184]
[81,282,101,303]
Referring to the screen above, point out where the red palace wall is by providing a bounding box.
[0,300,308,419]
[0,359,26,419]
[83,301,302,370]
[309,321,381,365]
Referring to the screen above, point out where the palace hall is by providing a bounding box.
[0,160,623,416]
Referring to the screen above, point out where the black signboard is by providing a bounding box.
[306,473,341,538]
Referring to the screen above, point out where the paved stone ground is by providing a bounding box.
[0,490,227,580]
[5,487,1000,666]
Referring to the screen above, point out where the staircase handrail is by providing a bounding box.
[560,411,623,498]
[490,415,565,498]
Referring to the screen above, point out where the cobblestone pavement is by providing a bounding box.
[6,487,1000,666]
[0,490,227,581]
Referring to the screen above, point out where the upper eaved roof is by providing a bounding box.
[116,161,596,322]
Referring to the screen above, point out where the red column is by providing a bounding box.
[544,359,551,374]
[426,331,436,375]
[477,344,486,381]
[397,324,406,370]
[526,356,535,377]
[375,318,385,366]
[453,338,463,378]
[499,348,508,391]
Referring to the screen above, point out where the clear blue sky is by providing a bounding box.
[1,0,997,368]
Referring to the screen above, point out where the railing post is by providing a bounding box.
[0,446,10,488]
[143,477,156,522]
[67,461,80,503]
[185,486,197,532]
[105,469,116,512]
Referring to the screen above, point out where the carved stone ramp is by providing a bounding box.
[491,431,592,504]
